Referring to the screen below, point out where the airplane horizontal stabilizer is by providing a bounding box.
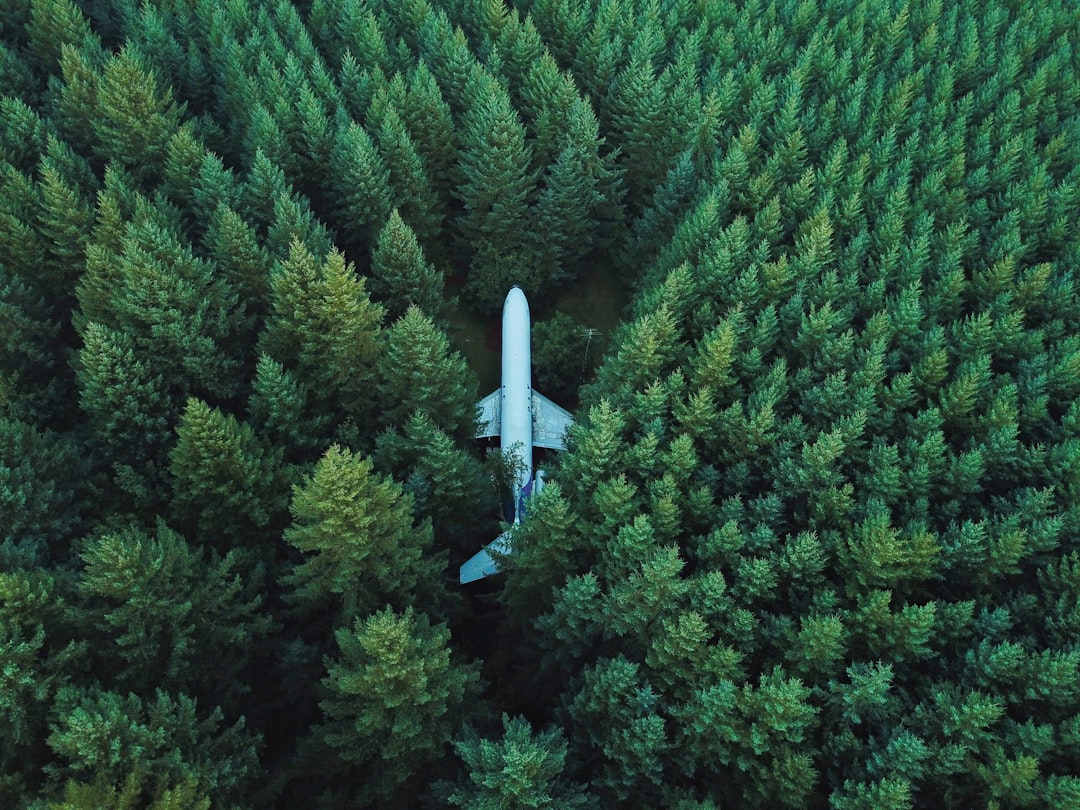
[459,530,513,584]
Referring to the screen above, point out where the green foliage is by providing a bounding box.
[442,714,595,809]
[532,311,598,405]
[282,445,441,622]
[3,0,1080,806]
[93,47,184,182]
[79,520,274,700]
[169,398,290,548]
[45,687,261,807]
[369,209,444,321]
[377,305,477,440]
[261,241,384,434]
[374,410,494,554]
[46,773,211,810]
[454,84,537,311]
[0,417,88,561]
[314,606,481,804]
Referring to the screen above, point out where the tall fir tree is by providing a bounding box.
[311,606,481,807]
[377,306,477,440]
[369,209,444,321]
[453,85,537,311]
[282,445,442,623]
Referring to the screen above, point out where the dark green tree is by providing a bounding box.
[0,416,88,563]
[168,398,291,549]
[377,306,477,440]
[532,311,597,405]
[45,687,262,808]
[441,714,595,809]
[260,241,384,433]
[369,209,444,321]
[374,410,495,555]
[453,86,537,311]
[78,520,274,702]
[329,121,392,253]
[93,47,184,184]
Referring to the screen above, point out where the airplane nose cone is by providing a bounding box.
[504,285,528,311]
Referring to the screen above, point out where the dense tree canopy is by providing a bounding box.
[2,0,1079,807]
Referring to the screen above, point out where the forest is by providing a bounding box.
[1,0,1079,807]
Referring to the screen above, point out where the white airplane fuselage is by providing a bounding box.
[499,286,533,506]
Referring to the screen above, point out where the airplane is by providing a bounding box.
[459,286,574,584]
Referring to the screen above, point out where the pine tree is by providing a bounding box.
[36,151,94,310]
[78,520,274,701]
[454,86,537,311]
[402,61,456,194]
[564,655,671,803]
[94,205,249,400]
[374,411,494,555]
[329,121,392,253]
[370,104,443,256]
[369,209,444,321]
[25,0,95,76]
[260,241,384,430]
[377,306,476,439]
[282,445,441,622]
[168,398,291,549]
[203,203,272,316]
[314,606,481,805]
[247,353,332,462]
[441,715,595,809]
[76,321,175,509]
[532,311,595,405]
[530,99,607,285]
[0,417,89,563]
[45,687,262,807]
[93,46,184,184]
[0,566,83,806]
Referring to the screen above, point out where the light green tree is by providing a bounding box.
[314,606,481,805]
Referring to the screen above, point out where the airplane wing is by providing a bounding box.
[476,389,500,438]
[532,390,574,450]
[459,530,513,583]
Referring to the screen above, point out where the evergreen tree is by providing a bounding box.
[441,715,595,809]
[369,209,444,321]
[530,99,607,285]
[247,353,332,463]
[402,61,456,195]
[370,104,443,257]
[532,312,596,406]
[24,0,95,76]
[93,46,184,184]
[453,86,537,311]
[45,687,262,807]
[313,606,481,806]
[374,411,494,556]
[377,306,477,440]
[260,241,384,432]
[76,322,175,509]
[329,121,392,254]
[282,445,441,622]
[0,566,83,807]
[168,398,291,549]
[78,520,274,702]
[0,417,89,563]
